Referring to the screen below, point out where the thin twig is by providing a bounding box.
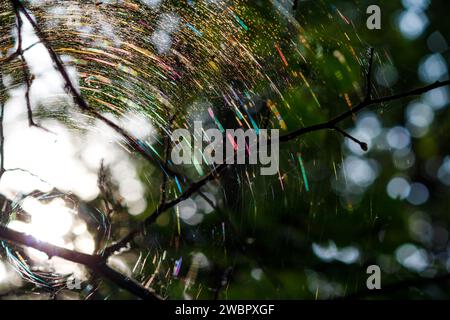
[98,160,115,219]
[0,76,5,181]
[103,114,176,256]
[0,42,39,65]
[333,126,368,151]
[12,4,51,133]
[104,162,228,256]
[95,160,114,253]
[10,0,183,180]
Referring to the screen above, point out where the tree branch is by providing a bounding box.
[0,73,5,181]
[106,69,450,255]
[0,225,161,300]
[333,126,368,151]
[3,2,450,300]
[9,0,183,181]
[104,162,228,256]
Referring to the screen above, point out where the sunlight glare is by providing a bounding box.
[21,197,74,244]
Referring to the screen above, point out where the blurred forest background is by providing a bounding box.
[0,0,450,300]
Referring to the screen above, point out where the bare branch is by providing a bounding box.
[104,162,228,256]
[106,72,450,255]
[2,5,450,300]
[0,94,5,181]
[98,160,115,219]
[333,126,368,151]
[0,42,40,65]
[0,69,5,180]
[0,225,161,300]
[279,79,450,143]
[10,0,183,180]
[11,3,51,133]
